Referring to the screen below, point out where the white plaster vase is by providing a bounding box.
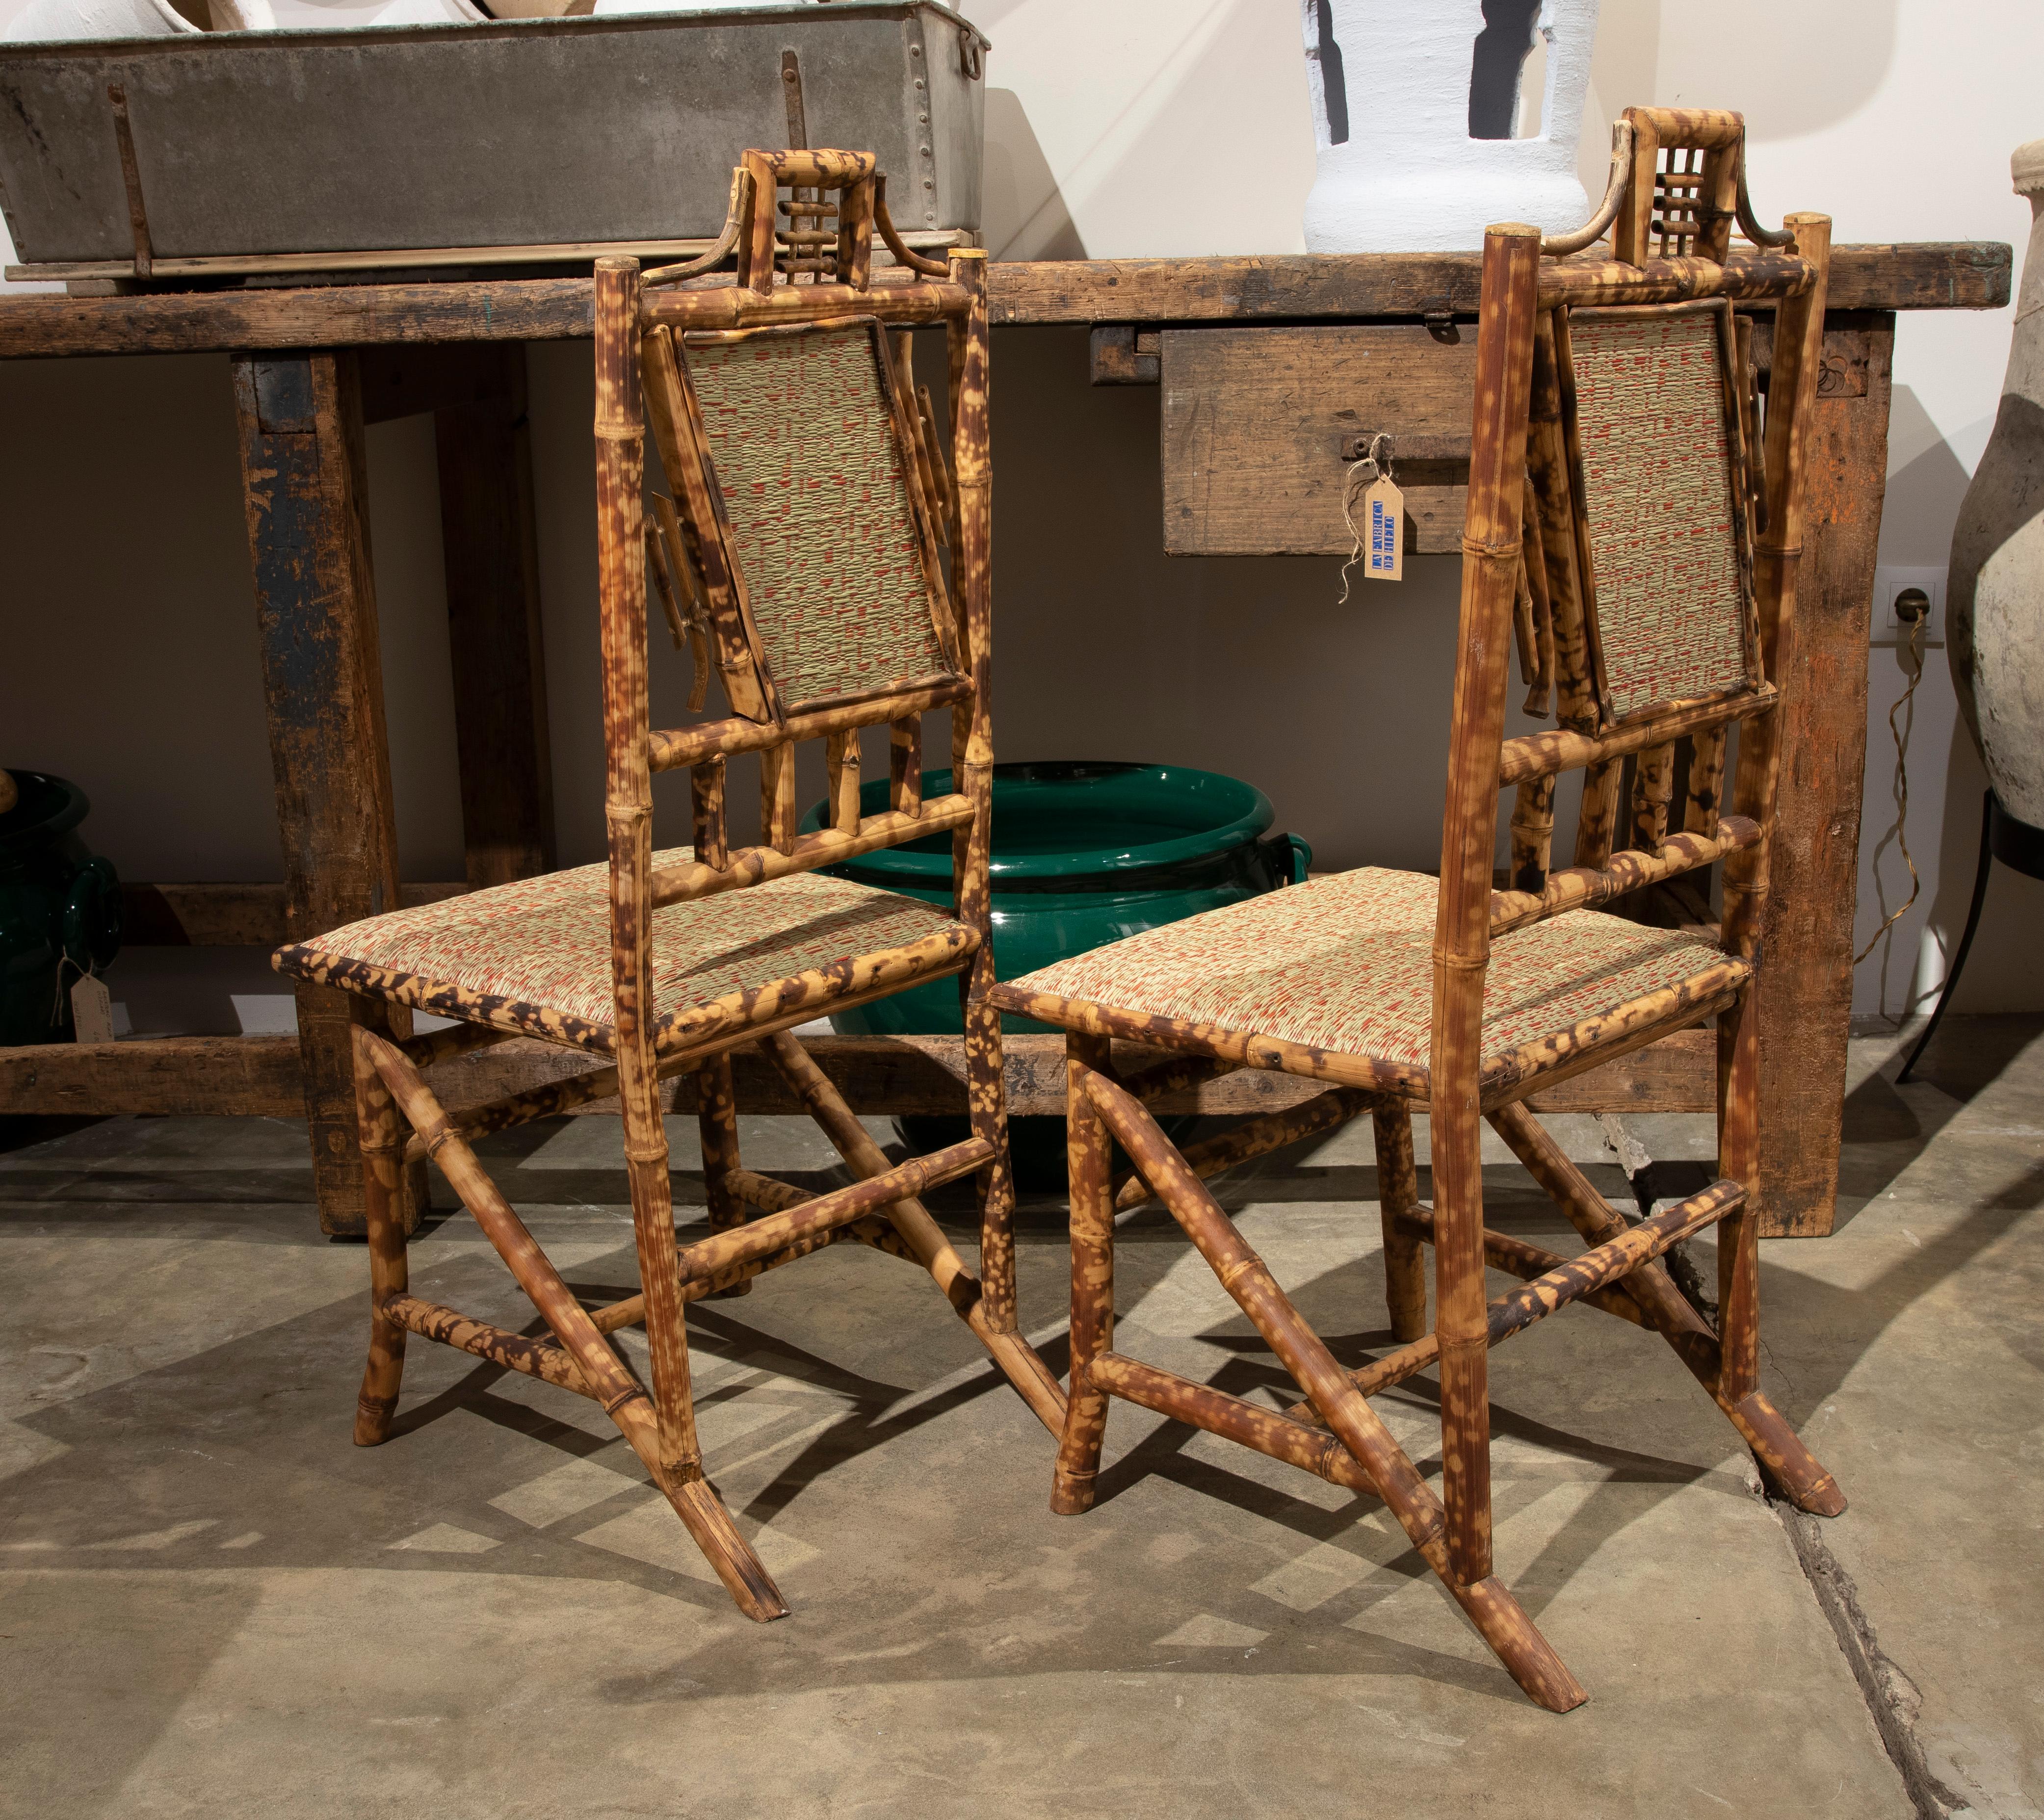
[1300,0,1598,254]
[1949,137,2044,828]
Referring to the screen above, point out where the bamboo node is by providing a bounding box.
[1460,534,1522,561]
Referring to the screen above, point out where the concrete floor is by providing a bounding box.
[1,1017,2038,1819]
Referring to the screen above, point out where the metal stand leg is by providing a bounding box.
[1897,790,1995,1084]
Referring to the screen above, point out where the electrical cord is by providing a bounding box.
[1854,595,1927,966]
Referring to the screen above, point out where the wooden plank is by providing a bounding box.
[232,349,405,1237]
[0,280,594,360]
[1160,325,1476,556]
[0,1029,1715,1121]
[1754,312,1895,1237]
[0,1036,306,1118]
[4,227,966,286]
[121,880,469,947]
[433,346,557,889]
[0,246,2004,361]
[990,243,2009,327]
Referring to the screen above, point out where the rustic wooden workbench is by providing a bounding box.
[0,242,2010,1236]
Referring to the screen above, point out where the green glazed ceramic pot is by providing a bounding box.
[803,759,1310,1184]
[0,771,123,1046]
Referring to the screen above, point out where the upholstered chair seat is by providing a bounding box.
[1005,867,1738,1096]
[276,857,972,1054]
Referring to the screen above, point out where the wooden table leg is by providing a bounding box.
[432,345,556,888]
[233,348,404,1238]
[1756,310,1895,1237]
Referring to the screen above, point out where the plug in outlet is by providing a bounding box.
[1872,567,1946,646]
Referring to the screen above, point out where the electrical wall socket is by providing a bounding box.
[1872,567,1946,646]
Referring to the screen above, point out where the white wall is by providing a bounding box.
[2,0,2039,1033]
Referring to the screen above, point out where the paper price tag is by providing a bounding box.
[71,972,114,1044]
[1364,477,1404,581]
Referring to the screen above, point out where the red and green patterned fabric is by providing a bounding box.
[1572,308,1752,720]
[274,852,970,1048]
[684,320,950,707]
[1008,866,1735,1073]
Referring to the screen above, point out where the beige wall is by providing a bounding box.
[2,0,2040,1032]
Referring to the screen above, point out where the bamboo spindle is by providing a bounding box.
[1375,1106,1430,1343]
[351,1014,411,1445]
[825,729,861,832]
[695,1048,750,1296]
[1631,743,1676,857]
[890,717,922,813]
[760,741,798,853]
[1684,726,1728,838]
[383,1294,590,1396]
[1508,775,1559,894]
[1431,222,1542,1589]
[1110,1086,1370,1215]
[691,758,729,870]
[1574,758,1625,868]
[1734,312,1768,537]
[1519,490,1555,717]
[1051,1035,1115,1515]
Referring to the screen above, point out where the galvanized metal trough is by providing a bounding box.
[0,0,986,280]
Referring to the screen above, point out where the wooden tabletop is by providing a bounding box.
[0,243,2009,359]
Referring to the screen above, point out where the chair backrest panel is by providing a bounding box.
[1562,301,1758,724]
[1433,109,1829,987]
[669,316,958,715]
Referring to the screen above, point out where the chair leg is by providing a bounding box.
[351,1015,410,1446]
[359,1027,789,1618]
[1374,1105,1429,1343]
[963,977,1019,1334]
[695,1052,751,1297]
[1431,1092,1493,1588]
[1897,788,1994,1085]
[1716,986,1845,1516]
[1052,1034,1115,1515]
[1084,1070,1585,1713]
[620,1059,793,1606]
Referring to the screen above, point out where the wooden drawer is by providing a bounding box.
[1160,324,1478,556]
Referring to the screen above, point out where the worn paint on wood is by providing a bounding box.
[232,348,405,1237]
[1756,313,1895,1237]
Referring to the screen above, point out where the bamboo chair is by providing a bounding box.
[986,108,1843,1710]
[273,149,1061,1622]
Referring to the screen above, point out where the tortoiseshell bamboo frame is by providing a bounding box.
[316,152,1058,1627]
[991,107,1844,1712]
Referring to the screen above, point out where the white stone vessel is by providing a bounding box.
[1300,0,1598,254]
[1949,138,2044,828]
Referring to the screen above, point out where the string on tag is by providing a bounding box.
[1338,433,1396,604]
